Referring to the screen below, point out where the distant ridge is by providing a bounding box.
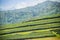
[0,1,60,24]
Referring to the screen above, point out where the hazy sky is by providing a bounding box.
[0,0,60,10]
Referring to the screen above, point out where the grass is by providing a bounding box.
[0,14,60,40]
[1,14,60,29]
[1,23,60,34]
[2,29,58,39]
[26,37,60,40]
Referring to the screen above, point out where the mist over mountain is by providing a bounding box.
[0,1,60,25]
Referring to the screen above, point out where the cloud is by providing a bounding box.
[1,0,60,11]
[0,0,47,10]
[15,0,47,9]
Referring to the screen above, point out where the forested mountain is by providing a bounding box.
[0,1,60,24]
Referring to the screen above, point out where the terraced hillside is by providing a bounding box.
[0,1,60,40]
[0,15,60,40]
